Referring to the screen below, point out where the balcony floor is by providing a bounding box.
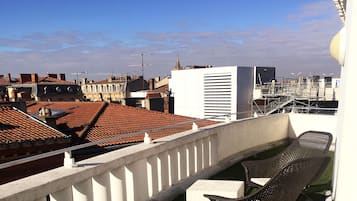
[173,144,333,201]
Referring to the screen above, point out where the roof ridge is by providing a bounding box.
[112,103,193,118]
[78,102,108,138]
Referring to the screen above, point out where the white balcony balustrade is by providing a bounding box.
[0,113,336,201]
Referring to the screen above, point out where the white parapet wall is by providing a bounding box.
[0,114,289,201]
[288,113,337,145]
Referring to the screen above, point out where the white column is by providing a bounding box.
[186,143,195,176]
[72,179,93,201]
[168,148,179,186]
[194,140,203,172]
[109,167,126,201]
[202,137,210,169]
[124,166,134,201]
[50,187,73,201]
[209,134,218,166]
[335,1,357,200]
[92,172,111,201]
[157,151,169,191]
[177,145,188,180]
[147,155,159,197]
[333,47,345,201]
[125,159,149,201]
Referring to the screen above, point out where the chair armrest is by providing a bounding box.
[242,157,280,179]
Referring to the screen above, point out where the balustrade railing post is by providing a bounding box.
[192,122,198,130]
[144,132,152,144]
[64,151,77,168]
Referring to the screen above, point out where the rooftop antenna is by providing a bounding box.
[129,53,152,89]
[71,71,87,84]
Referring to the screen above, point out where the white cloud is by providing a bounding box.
[0,1,343,80]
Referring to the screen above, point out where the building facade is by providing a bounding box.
[1,73,81,102]
[81,75,148,104]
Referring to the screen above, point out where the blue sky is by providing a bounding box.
[0,0,342,80]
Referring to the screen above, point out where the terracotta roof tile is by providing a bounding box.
[37,76,75,85]
[0,78,10,85]
[86,104,216,146]
[27,102,105,137]
[0,106,66,143]
[28,102,217,146]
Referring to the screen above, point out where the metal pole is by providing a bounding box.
[141,53,144,89]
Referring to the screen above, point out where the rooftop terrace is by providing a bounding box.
[0,112,336,201]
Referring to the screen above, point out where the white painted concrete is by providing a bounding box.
[1,113,332,201]
[186,179,244,201]
[288,113,337,144]
[217,114,289,161]
[334,0,357,200]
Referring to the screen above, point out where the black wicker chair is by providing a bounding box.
[241,131,332,189]
[204,156,331,201]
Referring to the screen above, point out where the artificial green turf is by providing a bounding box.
[173,145,334,201]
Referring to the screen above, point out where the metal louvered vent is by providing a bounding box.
[204,73,232,120]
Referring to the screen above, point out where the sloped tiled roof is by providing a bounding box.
[0,106,66,143]
[27,102,106,137]
[86,103,216,146]
[37,76,75,85]
[15,76,75,85]
[28,102,217,146]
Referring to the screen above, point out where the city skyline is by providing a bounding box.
[0,0,342,81]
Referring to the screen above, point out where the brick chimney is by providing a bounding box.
[148,78,155,90]
[31,73,38,83]
[19,74,32,84]
[59,73,66,81]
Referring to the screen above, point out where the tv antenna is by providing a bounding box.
[129,53,152,88]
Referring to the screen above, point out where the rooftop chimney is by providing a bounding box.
[148,78,155,90]
[31,73,38,83]
[7,73,11,82]
[59,73,66,81]
[19,74,32,84]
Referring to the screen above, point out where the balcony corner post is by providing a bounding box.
[64,151,77,168]
[144,132,152,144]
[192,122,198,130]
